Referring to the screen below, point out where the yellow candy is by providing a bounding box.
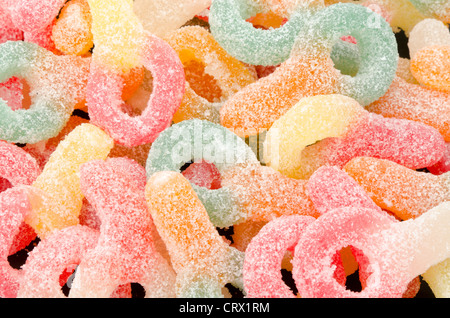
[25,123,114,238]
[263,94,365,179]
[87,0,145,73]
[422,258,450,298]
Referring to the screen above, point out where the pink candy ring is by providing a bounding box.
[0,187,32,298]
[243,215,315,298]
[69,157,176,298]
[87,32,185,147]
[16,225,99,298]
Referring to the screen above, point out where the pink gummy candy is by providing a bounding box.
[16,225,99,298]
[0,141,41,256]
[87,32,185,147]
[0,187,32,298]
[0,5,23,43]
[182,161,222,190]
[69,157,176,297]
[243,215,315,298]
[428,142,450,175]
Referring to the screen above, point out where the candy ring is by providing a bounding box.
[87,32,186,147]
[146,119,259,227]
[69,158,176,298]
[243,215,315,298]
[220,2,398,137]
[145,171,245,298]
[16,225,99,298]
[0,187,32,298]
[263,94,445,179]
[209,0,324,66]
[292,202,450,297]
[343,156,450,220]
[164,26,255,124]
[0,41,90,144]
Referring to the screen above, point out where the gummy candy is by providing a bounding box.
[145,170,244,297]
[263,94,445,179]
[69,158,176,298]
[86,32,185,147]
[164,26,255,124]
[409,0,450,23]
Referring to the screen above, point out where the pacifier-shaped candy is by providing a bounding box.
[263,94,445,179]
[86,31,185,147]
[220,2,398,137]
[209,0,325,66]
[145,170,244,297]
[293,173,450,297]
[24,123,114,239]
[164,25,255,124]
[343,156,450,221]
[69,157,176,298]
[0,41,90,144]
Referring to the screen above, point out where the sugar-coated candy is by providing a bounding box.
[428,142,450,175]
[220,2,398,137]
[293,201,450,297]
[422,258,450,298]
[146,119,258,227]
[87,32,185,147]
[69,158,176,298]
[0,41,89,144]
[87,0,145,73]
[409,0,450,23]
[16,225,98,298]
[408,18,450,59]
[264,94,445,179]
[0,187,32,298]
[164,26,255,124]
[25,123,114,239]
[51,0,93,56]
[145,171,244,297]
[209,0,322,66]
[343,156,450,220]
[0,4,23,44]
[243,215,315,298]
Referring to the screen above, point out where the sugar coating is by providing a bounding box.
[145,171,244,297]
[209,0,321,66]
[87,33,185,147]
[17,225,99,298]
[69,157,176,298]
[410,45,450,92]
[0,187,32,298]
[409,0,450,23]
[182,161,222,189]
[428,142,450,175]
[367,76,450,141]
[221,163,320,221]
[408,18,450,59]
[243,215,315,298]
[146,119,258,228]
[164,26,255,124]
[422,258,450,298]
[0,41,90,144]
[51,0,93,56]
[343,156,450,220]
[88,0,145,73]
[263,94,366,179]
[0,5,23,43]
[298,111,446,178]
[133,0,211,38]
[26,124,114,239]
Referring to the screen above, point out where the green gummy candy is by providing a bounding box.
[146,119,258,228]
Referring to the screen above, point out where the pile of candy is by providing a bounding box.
[0,0,449,298]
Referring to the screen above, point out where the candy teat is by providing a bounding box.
[145,170,245,297]
[69,157,176,298]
